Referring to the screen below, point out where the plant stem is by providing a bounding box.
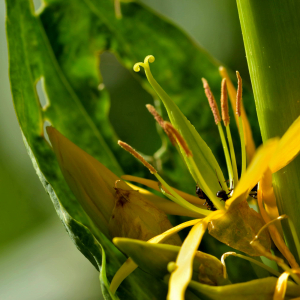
[236,0,300,262]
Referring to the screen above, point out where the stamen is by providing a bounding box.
[114,0,122,19]
[221,252,235,278]
[164,122,192,157]
[110,258,137,294]
[121,175,205,205]
[225,125,239,187]
[252,215,288,243]
[236,71,242,117]
[221,78,230,126]
[251,203,300,285]
[221,252,280,279]
[273,269,300,300]
[210,78,235,189]
[202,78,221,124]
[257,186,300,269]
[146,104,165,127]
[154,173,211,216]
[217,122,234,189]
[118,141,157,174]
[146,104,176,145]
[219,66,256,161]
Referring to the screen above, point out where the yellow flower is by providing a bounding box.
[110,55,300,299]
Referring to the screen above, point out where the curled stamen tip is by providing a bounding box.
[144,55,155,64]
[133,62,143,72]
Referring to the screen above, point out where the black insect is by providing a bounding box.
[249,184,258,199]
[216,189,230,201]
[196,186,217,211]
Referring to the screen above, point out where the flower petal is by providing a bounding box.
[209,201,271,256]
[110,219,200,293]
[167,220,208,300]
[257,181,299,269]
[269,116,300,173]
[226,138,279,209]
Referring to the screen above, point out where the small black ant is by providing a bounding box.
[249,184,258,199]
[215,174,231,201]
[196,185,217,211]
[216,189,230,201]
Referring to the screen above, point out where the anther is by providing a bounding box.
[118,141,157,174]
[202,78,221,124]
[236,71,242,117]
[221,79,230,127]
[146,104,165,127]
[146,104,176,145]
[164,122,193,157]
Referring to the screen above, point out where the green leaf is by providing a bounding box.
[39,0,259,193]
[189,277,300,300]
[6,0,260,297]
[5,0,174,298]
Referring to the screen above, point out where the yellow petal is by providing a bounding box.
[226,138,279,209]
[273,271,292,300]
[167,220,208,300]
[209,201,271,256]
[122,175,204,206]
[110,258,138,294]
[269,116,300,173]
[149,219,201,244]
[110,218,201,294]
[219,66,256,162]
[261,169,283,236]
[257,182,299,269]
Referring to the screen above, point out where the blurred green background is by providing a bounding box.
[0,0,249,298]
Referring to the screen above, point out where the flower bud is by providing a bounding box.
[109,188,181,245]
[47,127,180,244]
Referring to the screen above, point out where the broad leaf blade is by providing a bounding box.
[40,0,258,193]
[6,0,170,298]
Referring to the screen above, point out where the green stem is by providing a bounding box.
[226,125,238,187]
[238,116,246,176]
[236,0,300,262]
[217,123,234,189]
[154,173,211,216]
